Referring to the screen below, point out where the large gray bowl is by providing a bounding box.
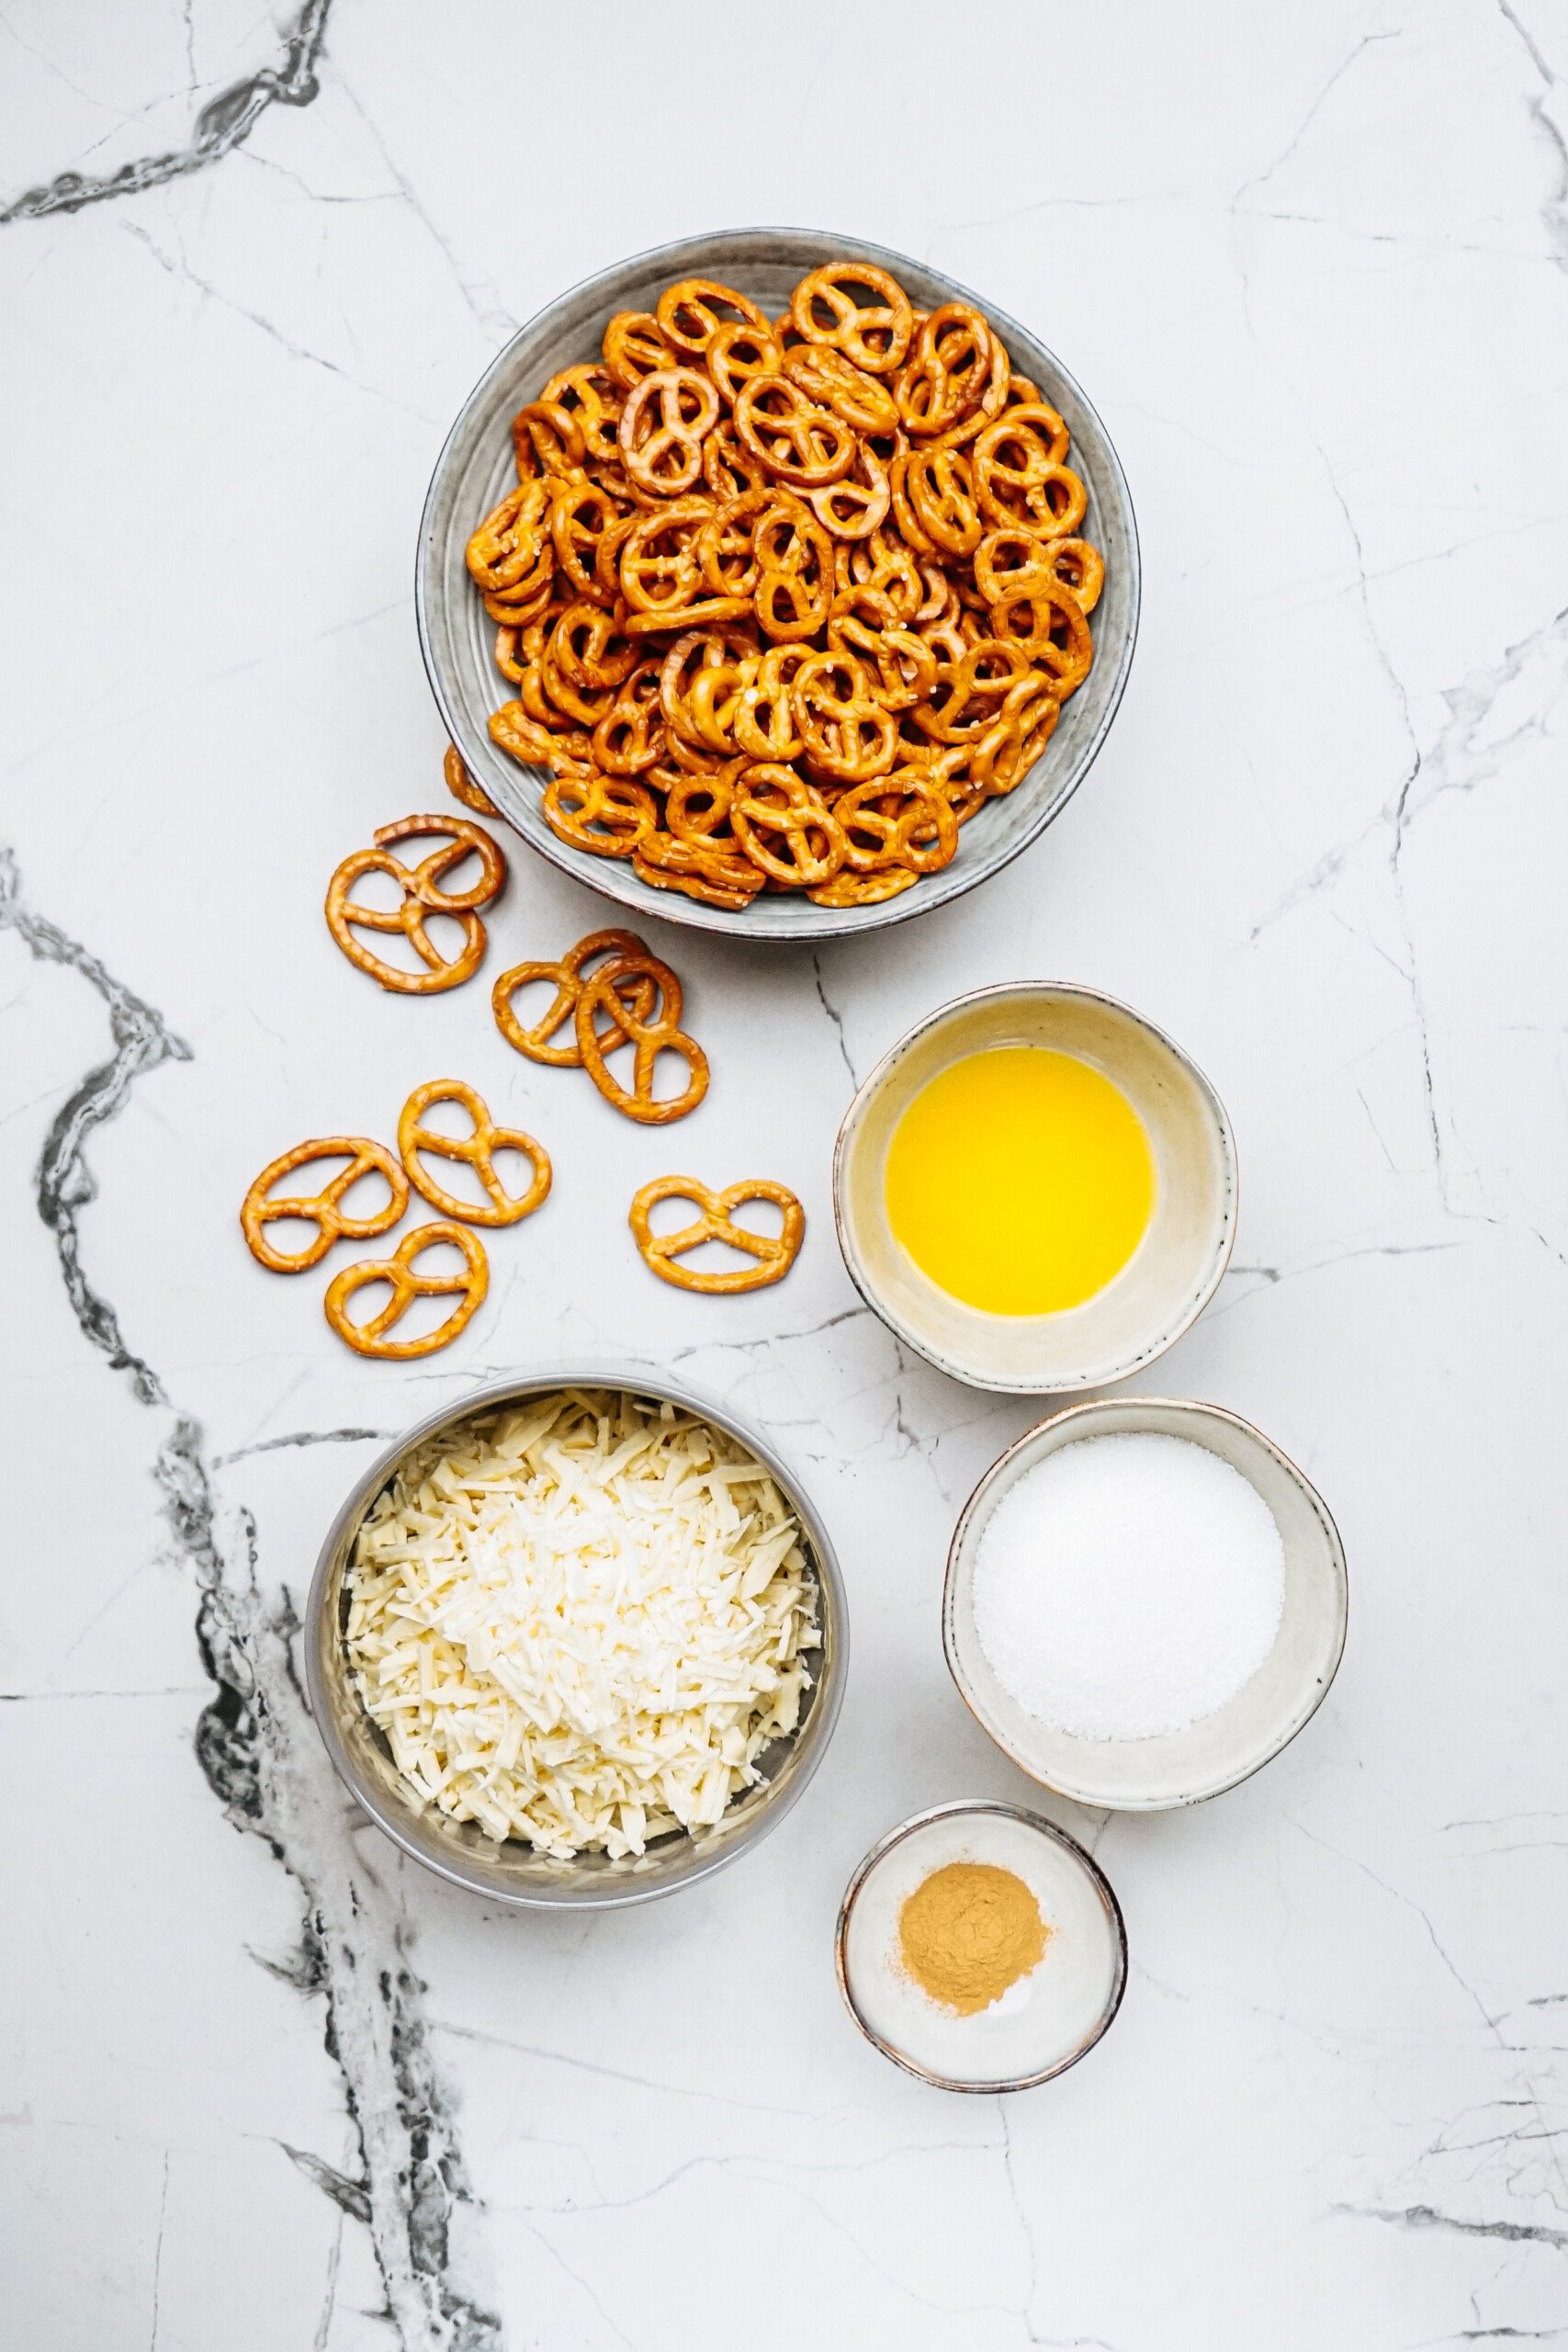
[416,227,1140,940]
[304,1365,848,1908]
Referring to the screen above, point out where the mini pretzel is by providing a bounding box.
[444,742,499,818]
[325,816,505,994]
[905,447,982,557]
[591,659,665,773]
[575,949,708,1125]
[791,264,916,375]
[397,1080,551,1227]
[618,368,720,496]
[538,362,623,464]
[896,304,994,439]
[492,928,654,1067]
[602,310,678,391]
[542,769,654,859]
[782,345,899,436]
[241,1136,410,1273]
[655,278,771,358]
[807,866,917,908]
[793,652,898,783]
[731,764,847,887]
[836,775,958,876]
[324,1222,489,1360]
[513,399,587,479]
[619,497,710,616]
[629,1176,804,1294]
[973,410,1087,537]
[735,376,857,489]
[707,322,785,407]
[807,446,891,542]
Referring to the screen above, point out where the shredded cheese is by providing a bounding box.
[344,1389,820,1859]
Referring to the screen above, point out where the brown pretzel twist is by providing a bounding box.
[629,1175,805,1294]
[618,368,720,496]
[491,928,655,1067]
[240,1136,410,1273]
[790,264,916,374]
[444,742,499,819]
[574,949,709,1125]
[323,1223,489,1360]
[730,764,847,886]
[396,1080,551,1227]
[541,769,655,859]
[324,816,505,994]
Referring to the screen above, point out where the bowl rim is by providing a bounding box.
[303,1361,850,1908]
[414,222,1141,943]
[833,1797,1128,2091]
[830,979,1239,1392]
[942,1395,1349,1809]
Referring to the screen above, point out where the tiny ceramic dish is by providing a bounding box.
[832,982,1236,1393]
[305,1364,848,1908]
[944,1396,1348,1810]
[835,1800,1127,2091]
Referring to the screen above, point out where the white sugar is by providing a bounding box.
[971,1433,1285,1740]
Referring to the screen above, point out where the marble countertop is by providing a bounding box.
[4,3,1566,2346]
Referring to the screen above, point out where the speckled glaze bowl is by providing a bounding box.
[832,983,1237,1392]
[944,1397,1348,1809]
[304,1364,848,1908]
[416,227,1139,941]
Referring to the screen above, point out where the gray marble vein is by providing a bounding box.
[0,0,333,225]
[0,845,499,2350]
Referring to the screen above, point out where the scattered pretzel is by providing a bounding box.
[491,928,654,1066]
[241,1137,410,1273]
[629,1176,804,1294]
[444,742,499,818]
[574,947,709,1125]
[324,1222,490,1359]
[325,816,505,993]
[397,1080,551,1227]
[470,260,1101,916]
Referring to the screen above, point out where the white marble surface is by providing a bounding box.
[3,2,1566,2344]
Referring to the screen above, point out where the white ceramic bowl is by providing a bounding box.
[416,226,1139,941]
[943,1397,1348,1809]
[832,983,1237,1393]
[835,1800,1127,2091]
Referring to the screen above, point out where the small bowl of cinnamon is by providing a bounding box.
[834,1799,1126,2091]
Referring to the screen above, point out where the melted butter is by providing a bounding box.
[884,1046,1155,1316]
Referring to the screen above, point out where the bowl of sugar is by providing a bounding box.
[943,1396,1347,1809]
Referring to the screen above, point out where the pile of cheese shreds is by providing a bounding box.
[466,261,1102,913]
[344,1388,819,1859]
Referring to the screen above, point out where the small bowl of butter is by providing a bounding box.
[831,982,1236,1393]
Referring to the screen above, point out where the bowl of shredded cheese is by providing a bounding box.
[305,1370,847,1906]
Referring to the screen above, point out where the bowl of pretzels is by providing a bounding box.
[418,229,1139,940]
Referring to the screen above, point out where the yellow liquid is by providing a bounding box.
[884,1046,1155,1316]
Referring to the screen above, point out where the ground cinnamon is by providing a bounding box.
[897,1861,1048,2015]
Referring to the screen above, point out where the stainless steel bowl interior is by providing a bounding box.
[417,226,1140,941]
[304,1366,848,1908]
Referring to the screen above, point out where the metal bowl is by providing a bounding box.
[303,1365,849,1908]
[416,226,1140,942]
